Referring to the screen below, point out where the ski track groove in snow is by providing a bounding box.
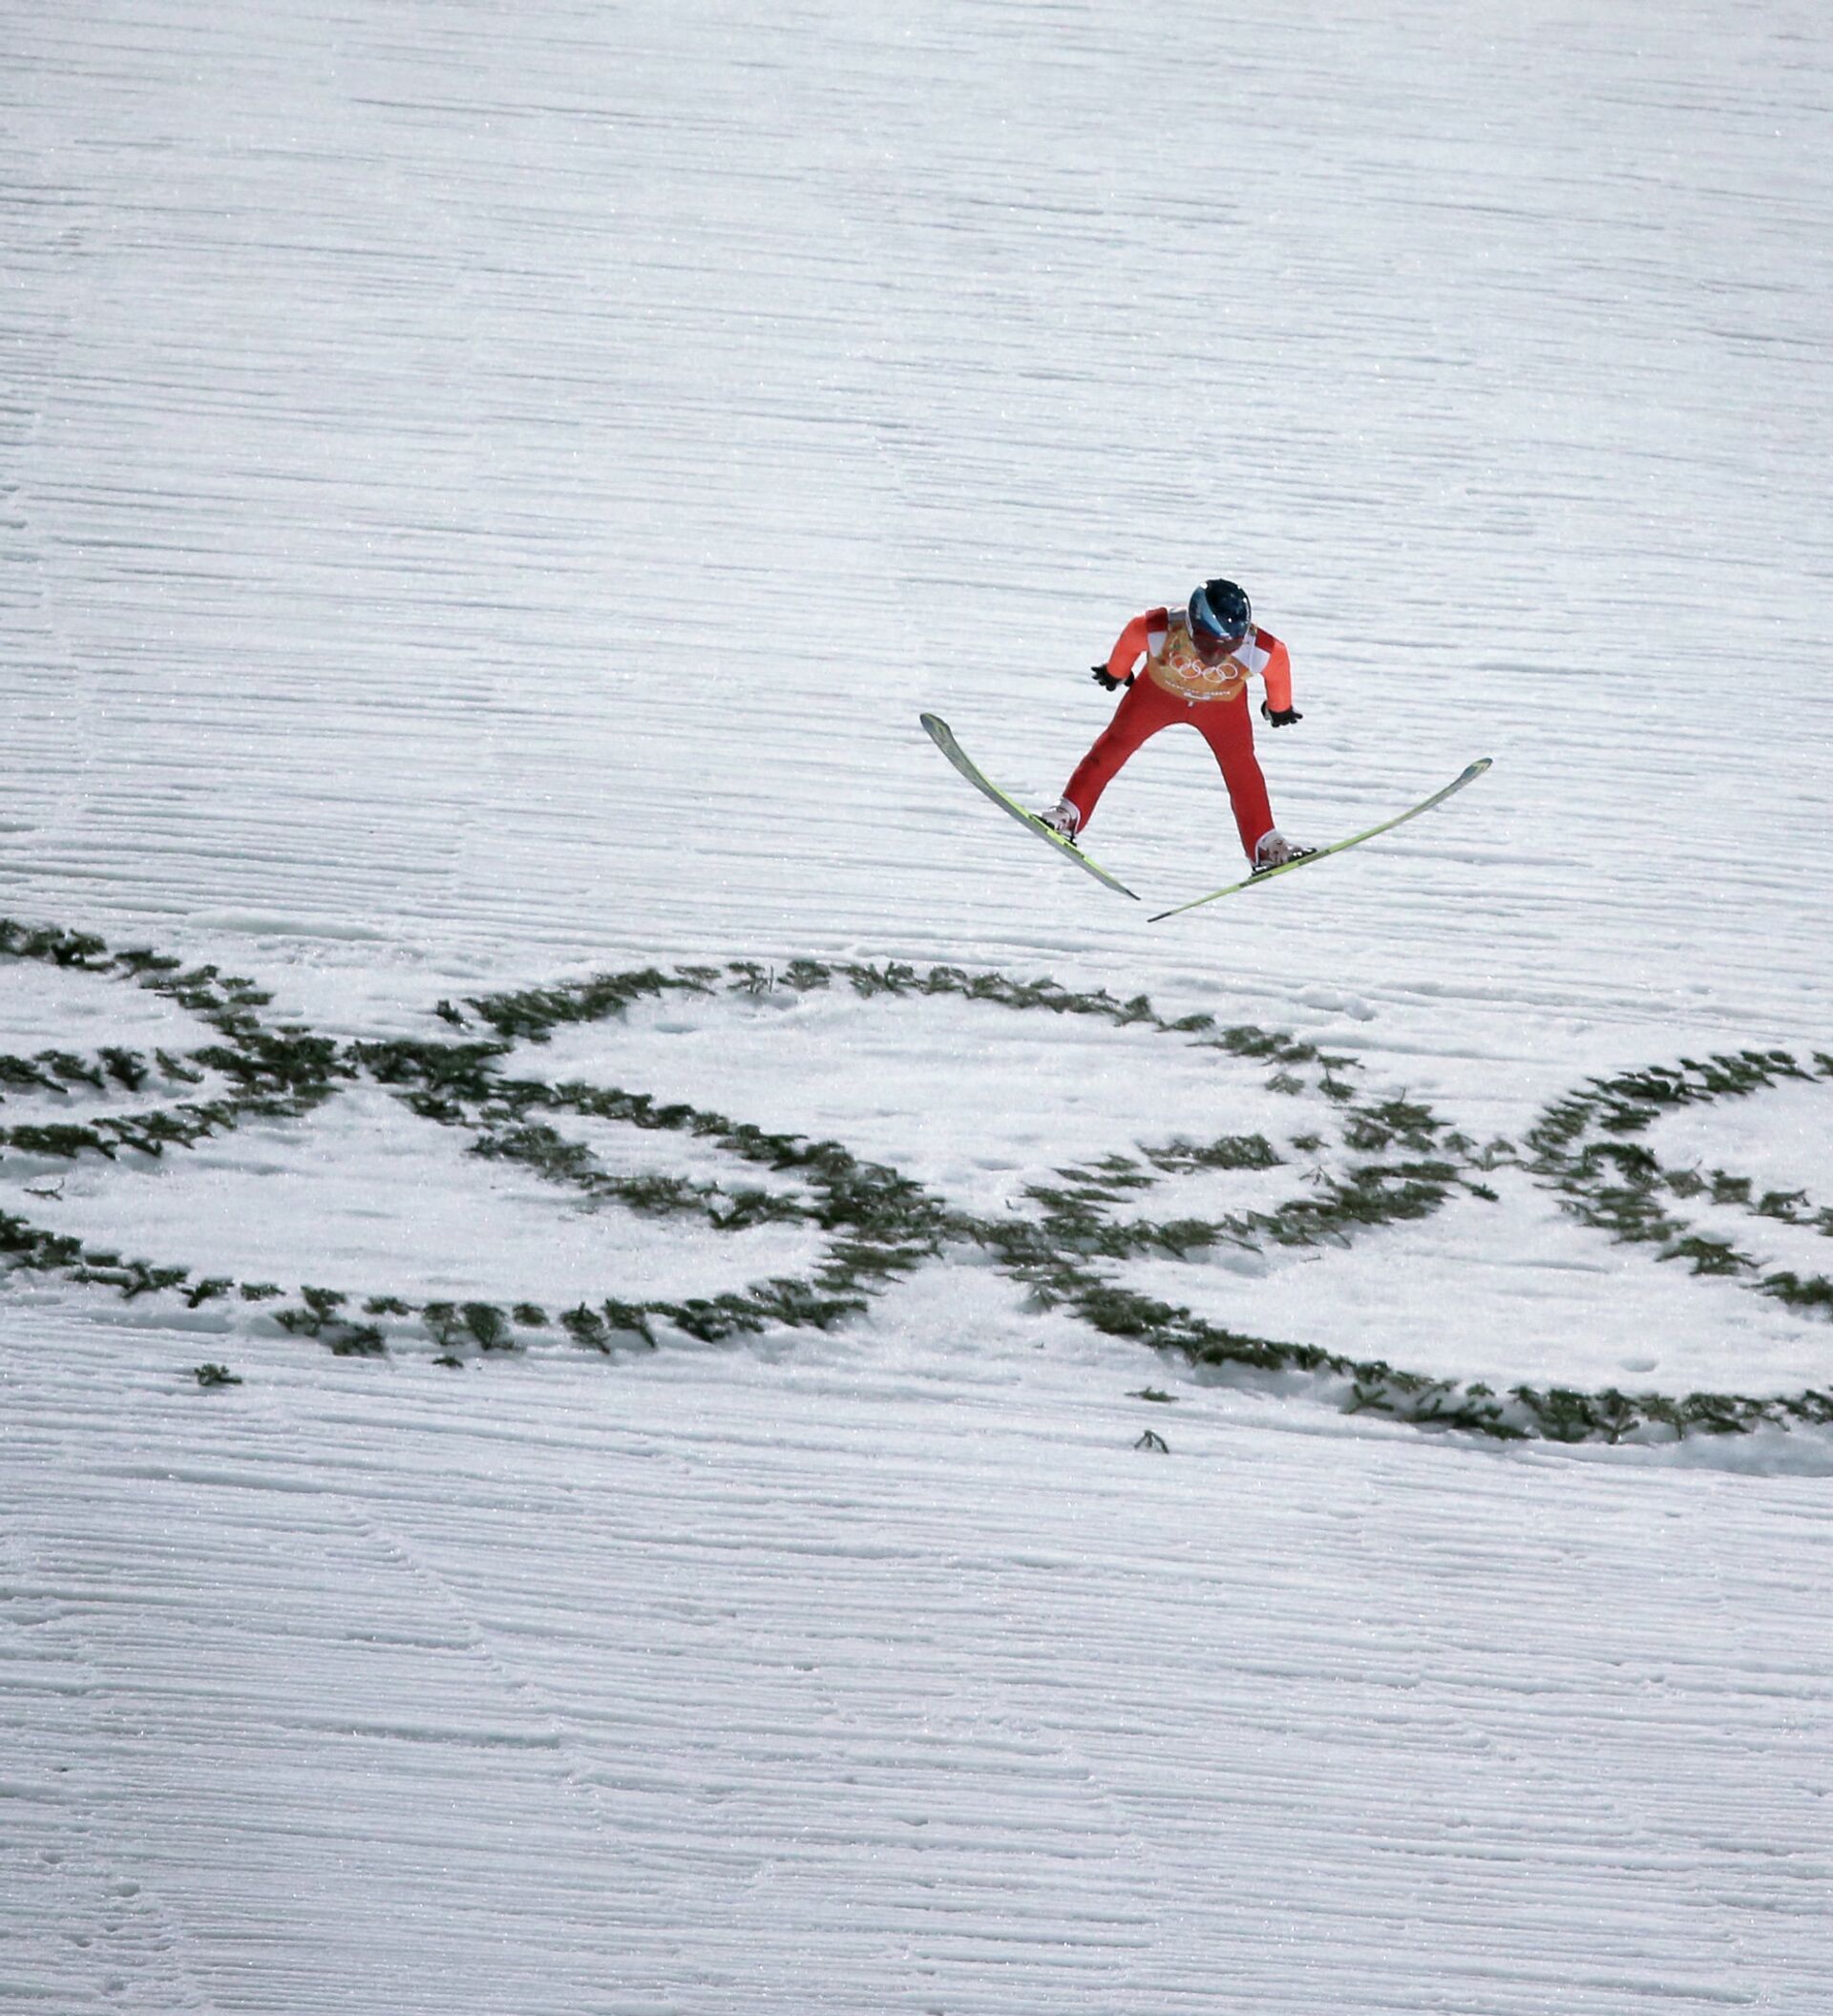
[5,0,1833,2009]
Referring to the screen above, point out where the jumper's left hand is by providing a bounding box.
[1260,703,1303,727]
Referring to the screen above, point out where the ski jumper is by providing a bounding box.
[1062,609,1295,859]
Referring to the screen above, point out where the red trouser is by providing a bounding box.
[1063,679,1275,858]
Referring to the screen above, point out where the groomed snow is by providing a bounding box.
[0,1082,834,1310]
[4,1,1833,2010]
[512,985,1351,1222]
[0,964,214,1061]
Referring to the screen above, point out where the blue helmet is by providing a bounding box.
[1190,578,1251,646]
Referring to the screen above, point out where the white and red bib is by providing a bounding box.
[1146,613,1273,704]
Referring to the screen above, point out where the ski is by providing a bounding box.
[919,712,1140,900]
[1150,758,1493,922]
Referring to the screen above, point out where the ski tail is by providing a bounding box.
[920,713,1139,900]
[1150,759,1493,922]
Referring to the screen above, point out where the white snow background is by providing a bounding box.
[5,2,1833,2010]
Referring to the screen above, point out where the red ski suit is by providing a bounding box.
[1062,608,1295,860]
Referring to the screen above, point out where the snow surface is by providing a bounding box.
[5,1,1833,2010]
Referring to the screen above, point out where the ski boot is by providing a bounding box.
[1253,830,1317,873]
[1037,799,1082,843]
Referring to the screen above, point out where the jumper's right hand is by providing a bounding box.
[1091,664,1124,691]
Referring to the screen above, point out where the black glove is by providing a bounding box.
[1091,664,1132,692]
[1260,703,1303,727]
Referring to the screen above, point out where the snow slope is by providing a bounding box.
[5,1,1833,2009]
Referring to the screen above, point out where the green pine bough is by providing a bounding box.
[1526,1048,1833,1322]
[3,918,1831,1445]
[0,918,350,1155]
